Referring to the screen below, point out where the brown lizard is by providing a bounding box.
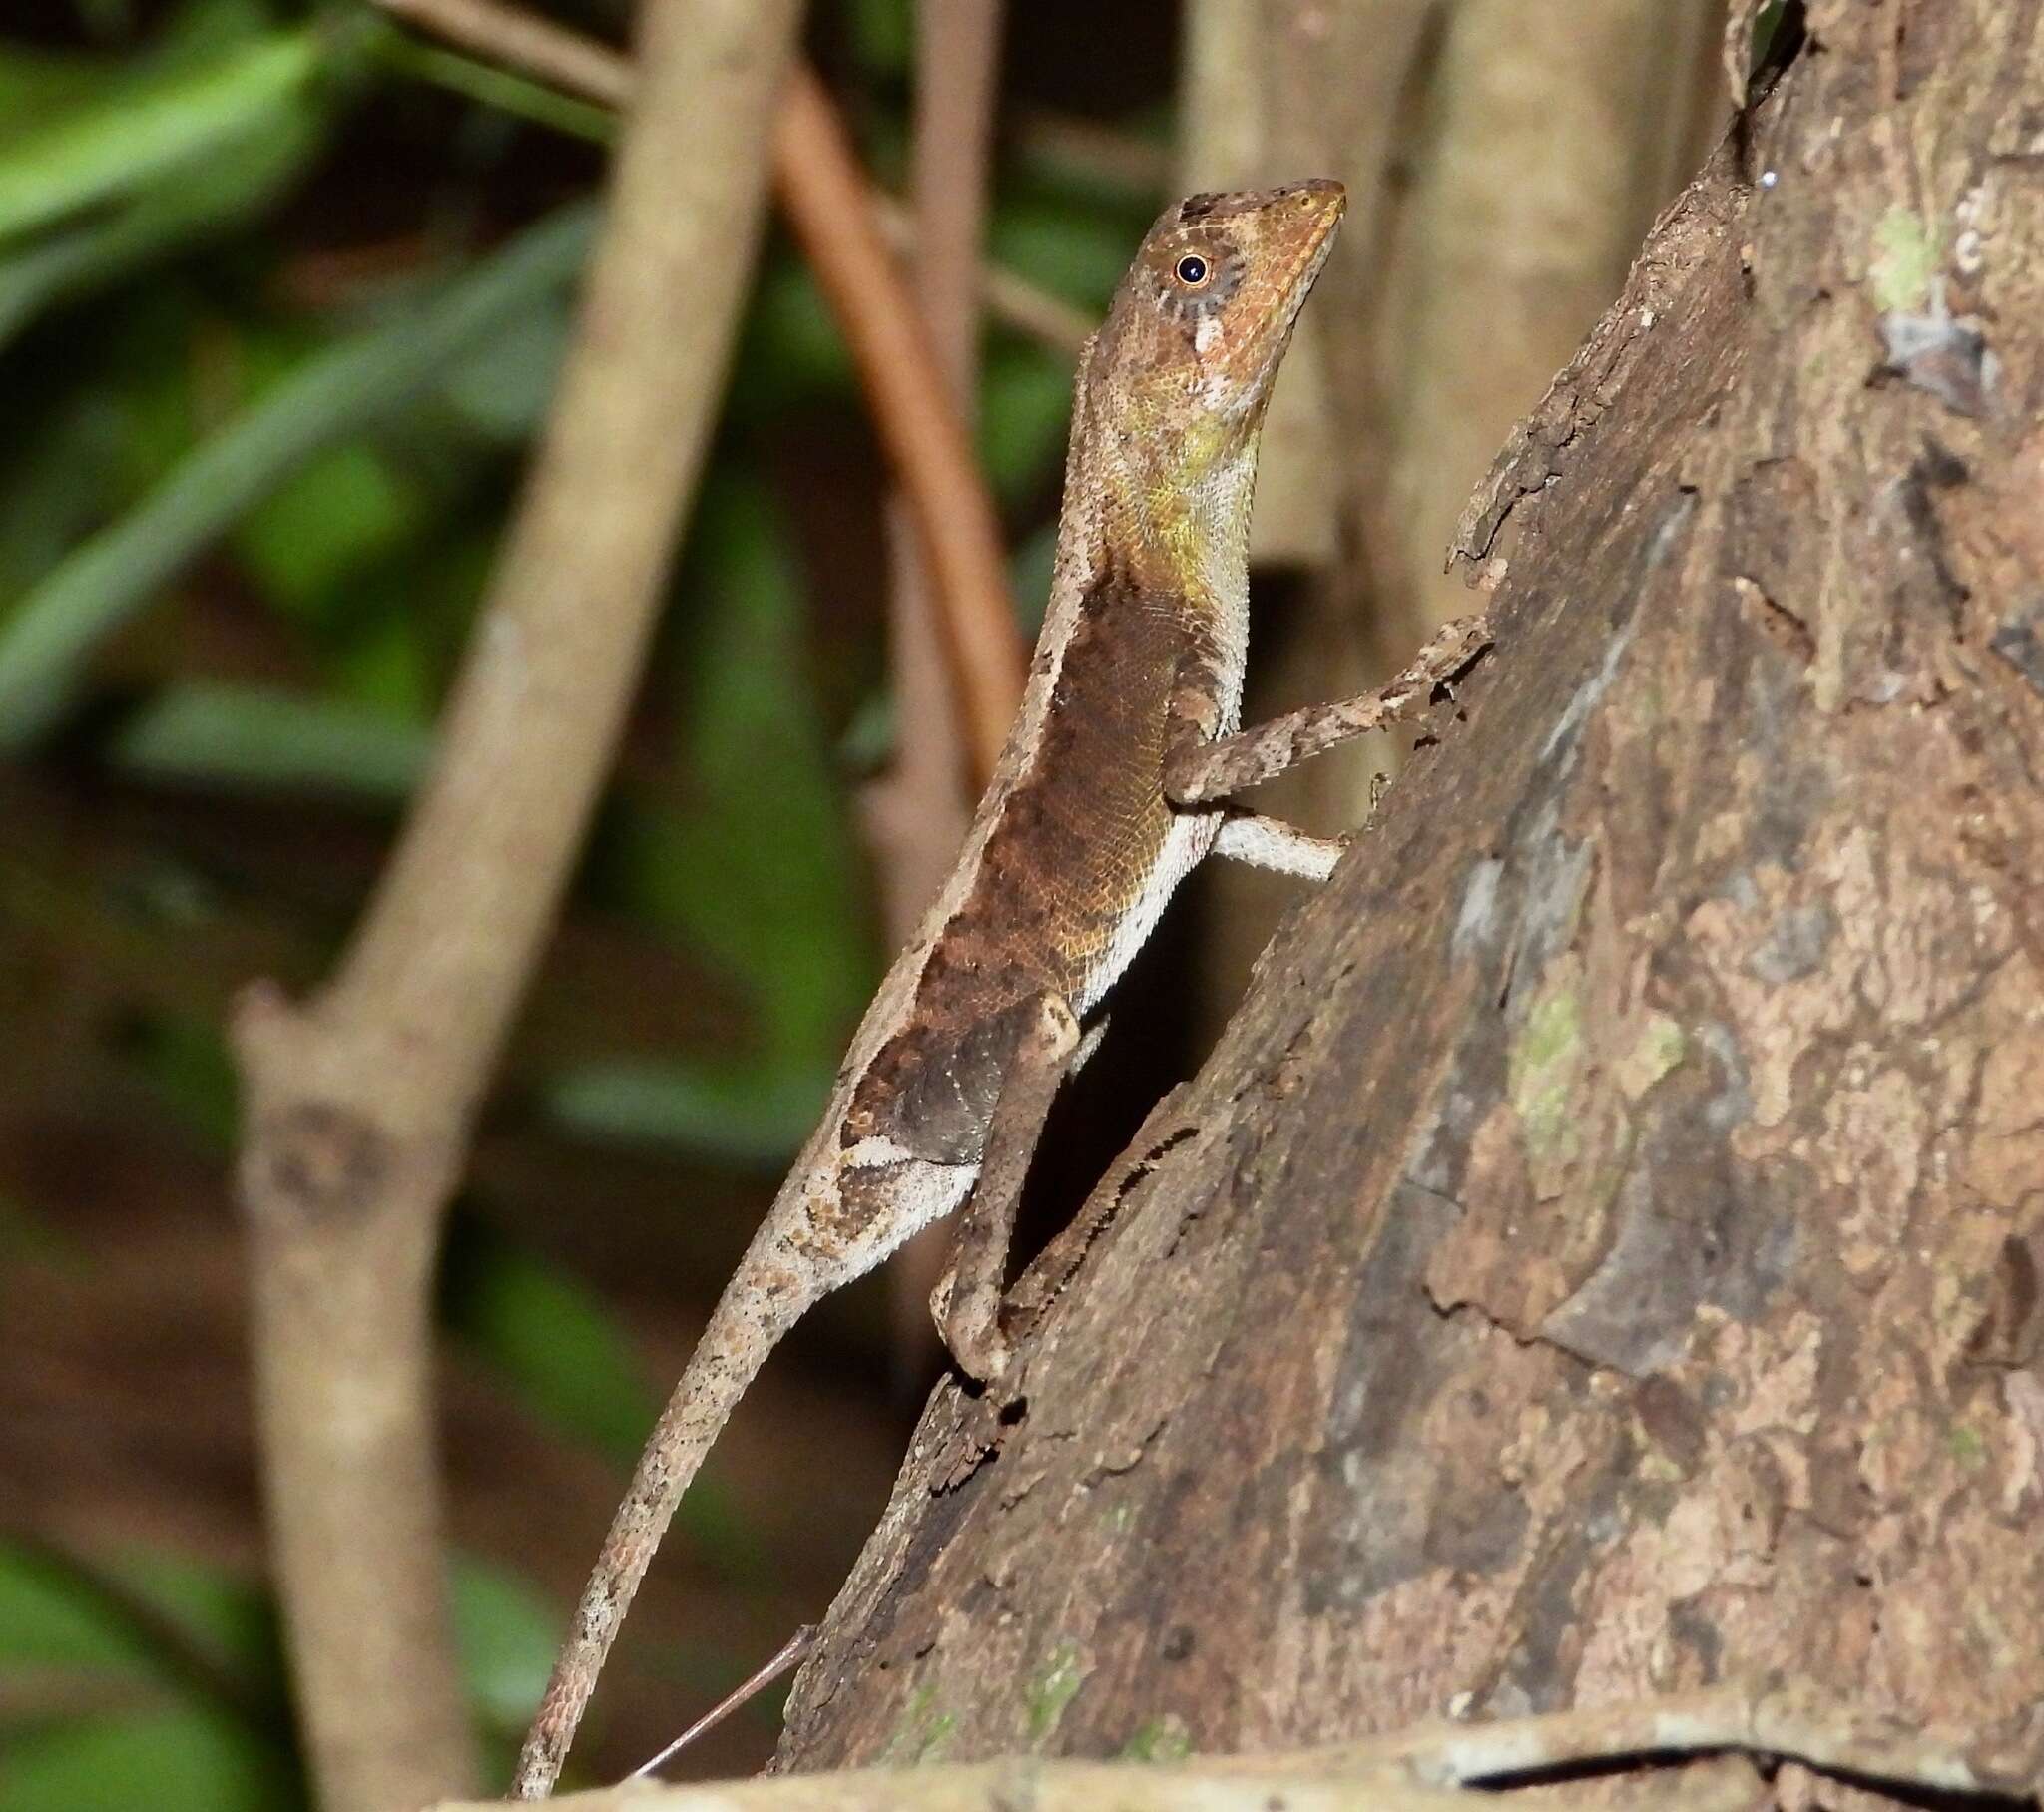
[512,177,1488,1797]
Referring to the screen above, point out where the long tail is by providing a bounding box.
[510,1251,815,1798]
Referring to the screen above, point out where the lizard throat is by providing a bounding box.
[1090,401,1265,625]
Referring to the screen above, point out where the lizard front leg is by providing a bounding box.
[932,991,1081,1386]
[1167,614,1490,811]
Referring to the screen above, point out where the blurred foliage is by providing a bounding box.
[0,0,1161,1800]
[0,1538,556,1806]
[0,1541,292,1812]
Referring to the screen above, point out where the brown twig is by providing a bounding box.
[876,209,1095,357]
[370,0,1032,781]
[776,63,1024,783]
[906,1,1006,416]
[1014,104,1177,195]
[377,0,624,102]
[888,0,1008,790]
[375,0,1091,356]
[231,3,804,1808]
[624,1625,816,1783]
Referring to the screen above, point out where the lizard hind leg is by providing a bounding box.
[932,990,1082,1387]
[1212,808,1346,880]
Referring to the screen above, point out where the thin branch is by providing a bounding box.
[434,1772,1590,1812]
[775,63,1023,783]
[898,215,1096,357]
[231,2,804,1808]
[908,0,1005,414]
[377,0,625,102]
[432,1675,2032,1811]
[625,1625,815,1783]
[371,0,1094,359]
[1014,104,1177,195]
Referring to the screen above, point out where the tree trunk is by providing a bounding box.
[775,0,2044,1772]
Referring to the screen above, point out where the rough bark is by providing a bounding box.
[776,1,2044,1776]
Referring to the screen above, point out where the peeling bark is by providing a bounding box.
[776,2,2044,1779]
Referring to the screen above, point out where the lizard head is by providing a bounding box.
[1093,178,1346,444]
[1071,179,1344,596]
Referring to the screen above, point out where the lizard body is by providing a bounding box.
[515,179,1487,1797]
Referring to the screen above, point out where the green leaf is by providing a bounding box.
[448,1554,557,1737]
[727,256,858,415]
[372,32,615,146]
[0,387,128,601]
[155,0,291,62]
[609,478,870,1069]
[232,443,426,617]
[437,1226,766,1578]
[108,1553,279,1685]
[0,23,325,353]
[0,29,319,248]
[0,201,595,746]
[0,47,111,140]
[844,0,914,77]
[1750,0,1791,66]
[979,340,1079,505]
[988,200,1146,315]
[543,1058,831,1168]
[0,1545,164,1678]
[435,292,574,442]
[1006,518,1058,640]
[326,601,443,720]
[0,1708,296,1812]
[440,1223,656,1467]
[112,684,432,801]
[0,104,314,353]
[119,1008,242,1147]
[0,1541,278,1697]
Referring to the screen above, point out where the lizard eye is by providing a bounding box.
[1174,253,1211,287]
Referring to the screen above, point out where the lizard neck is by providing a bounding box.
[1058,339,1271,643]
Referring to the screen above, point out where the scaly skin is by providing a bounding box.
[512,180,1349,1799]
